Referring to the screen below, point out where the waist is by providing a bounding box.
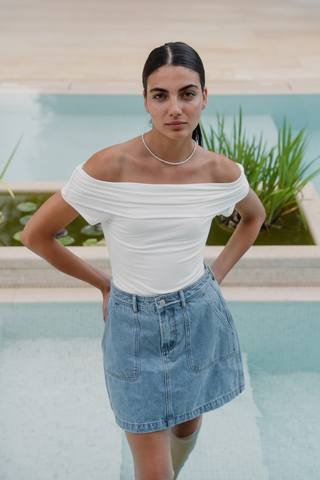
[110,263,215,312]
[111,259,207,296]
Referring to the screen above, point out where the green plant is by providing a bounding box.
[259,118,320,227]
[0,135,23,198]
[201,109,320,229]
[202,108,272,193]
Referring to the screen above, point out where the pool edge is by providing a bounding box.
[0,286,320,303]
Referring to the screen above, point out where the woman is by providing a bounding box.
[21,42,266,480]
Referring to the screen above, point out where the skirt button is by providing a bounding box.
[159,299,165,306]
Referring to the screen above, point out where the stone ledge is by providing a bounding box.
[298,182,320,245]
[1,245,320,288]
[0,182,66,194]
[1,287,320,304]
[204,246,320,287]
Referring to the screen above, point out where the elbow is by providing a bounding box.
[259,209,266,227]
[252,201,266,228]
[20,226,50,250]
[239,207,266,232]
[20,228,33,248]
[20,222,37,247]
[20,228,28,246]
[260,206,267,226]
[253,209,266,232]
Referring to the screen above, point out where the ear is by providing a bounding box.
[202,86,208,110]
[143,90,150,114]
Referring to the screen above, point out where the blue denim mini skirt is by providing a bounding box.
[101,263,245,434]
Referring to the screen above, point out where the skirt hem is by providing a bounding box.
[114,382,245,434]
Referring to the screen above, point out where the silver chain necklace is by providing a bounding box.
[142,133,196,166]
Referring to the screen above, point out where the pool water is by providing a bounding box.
[1,93,320,199]
[0,301,319,480]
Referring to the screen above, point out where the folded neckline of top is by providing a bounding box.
[77,162,244,187]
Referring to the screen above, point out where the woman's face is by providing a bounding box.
[143,65,207,140]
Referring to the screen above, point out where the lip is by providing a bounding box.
[166,121,186,129]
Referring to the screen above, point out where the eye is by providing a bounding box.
[182,91,196,98]
[153,93,166,99]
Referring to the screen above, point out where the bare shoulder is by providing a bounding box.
[82,137,139,182]
[200,148,242,183]
[82,143,125,182]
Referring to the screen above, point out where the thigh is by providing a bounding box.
[171,414,203,438]
[125,429,173,480]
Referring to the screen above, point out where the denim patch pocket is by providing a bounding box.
[101,298,140,381]
[184,284,236,373]
[209,277,237,330]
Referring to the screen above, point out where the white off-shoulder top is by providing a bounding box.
[61,161,249,295]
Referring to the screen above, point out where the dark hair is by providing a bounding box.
[142,42,205,146]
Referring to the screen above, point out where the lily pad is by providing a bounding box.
[81,225,102,237]
[13,230,23,242]
[82,238,105,247]
[56,235,75,246]
[19,214,33,226]
[96,238,106,246]
[16,202,38,213]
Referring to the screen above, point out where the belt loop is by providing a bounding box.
[179,290,186,309]
[132,295,138,313]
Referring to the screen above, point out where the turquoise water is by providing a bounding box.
[0,301,319,480]
[1,93,320,198]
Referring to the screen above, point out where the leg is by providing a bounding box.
[125,429,174,480]
[171,414,202,438]
[169,415,203,480]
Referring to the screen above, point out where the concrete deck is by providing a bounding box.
[1,0,320,94]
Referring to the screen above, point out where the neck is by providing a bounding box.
[144,130,196,164]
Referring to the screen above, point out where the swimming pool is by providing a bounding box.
[1,93,320,198]
[1,301,319,480]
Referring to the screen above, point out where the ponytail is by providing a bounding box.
[192,124,202,147]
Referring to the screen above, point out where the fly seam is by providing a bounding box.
[179,290,186,308]
[132,295,138,313]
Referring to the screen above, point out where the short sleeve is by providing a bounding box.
[217,163,250,217]
[61,162,108,225]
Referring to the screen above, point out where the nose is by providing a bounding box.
[168,96,182,117]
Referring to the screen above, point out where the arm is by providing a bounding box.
[20,191,111,321]
[210,188,266,284]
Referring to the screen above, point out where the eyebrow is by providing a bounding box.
[149,84,199,94]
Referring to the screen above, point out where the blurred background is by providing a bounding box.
[1,0,320,94]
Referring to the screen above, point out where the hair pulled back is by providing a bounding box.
[142,42,205,146]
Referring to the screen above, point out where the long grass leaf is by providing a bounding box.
[1,134,23,179]
[0,179,14,198]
